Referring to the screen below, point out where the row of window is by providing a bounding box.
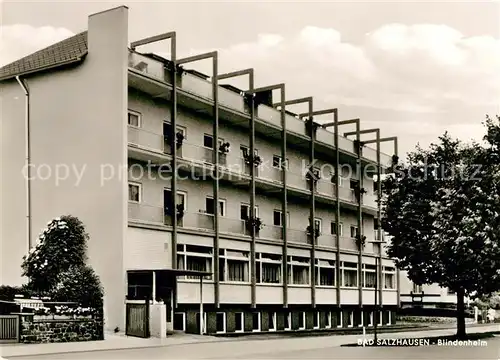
[173,310,393,333]
[128,111,379,192]
[129,184,376,236]
[176,244,396,288]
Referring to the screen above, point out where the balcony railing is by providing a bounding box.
[339,236,358,251]
[128,202,164,224]
[337,187,356,203]
[287,171,309,191]
[182,211,215,231]
[316,179,335,197]
[288,228,309,244]
[128,52,166,81]
[259,225,283,241]
[363,193,378,208]
[128,126,165,154]
[220,217,247,235]
[128,50,393,165]
[317,234,336,248]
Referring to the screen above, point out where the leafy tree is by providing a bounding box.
[52,265,103,308]
[20,215,103,310]
[382,116,500,338]
[473,292,500,310]
[21,216,88,293]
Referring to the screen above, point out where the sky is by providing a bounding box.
[1,0,499,157]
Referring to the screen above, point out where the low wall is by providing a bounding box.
[20,318,103,344]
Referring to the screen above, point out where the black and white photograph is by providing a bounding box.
[0,1,499,359]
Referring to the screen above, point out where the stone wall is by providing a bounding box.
[20,318,103,344]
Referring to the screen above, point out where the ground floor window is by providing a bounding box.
[269,312,277,332]
[313,312,319,329]
[216,312,226,333]
[219,249,250,283]
[285,312,291,331]
[347,311,354,327]
[195,312,207,334]
[252,312,261,332]
[387,310,392,325]
[378,311,383,326]
[341,262,358,287]
[336,311,342,328]
[368,311,373,327]
[383,266,396,289]
[177,244,213,280]
[325,311,332,329]
[235,312,244,332]
[173,312,185,331]
[287,256,310,285]
[298,312,306,330]
[316,259,335,286]
[257,253,282,284]
[362,264,377,288]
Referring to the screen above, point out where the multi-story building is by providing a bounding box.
[0,6,399,334]
[399,272,466,309]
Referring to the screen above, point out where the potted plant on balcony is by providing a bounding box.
[219,142,230,155]
[245,216,263,234]
[305,118,319,137]
[306,168,321,183]
[355,234,367,249]
[306,225,321,238]
[175,131,184,149]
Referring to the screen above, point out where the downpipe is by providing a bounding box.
[16,76,32,253]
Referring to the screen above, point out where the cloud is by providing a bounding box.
[188,23,499,118]
[0,24,74,67]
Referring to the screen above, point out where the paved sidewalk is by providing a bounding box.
[0,332,233,358]
[1,323,498,359]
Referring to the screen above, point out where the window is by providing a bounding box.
[350,179,358,190]
[269,312,277,332]
[235,312,244,332]
[314,218,322,234]
[256,253,281,284]
[285,311,291,331]
[203,134,224,149]
[387,310,392,325]
[325,312,332,329]
[216,312,226,333]
[336,311,343,328]
[383,267,395,289]
[272,155,288,170]
[240,145,258,157]
[347,311,354,327]
[164,189,186,215]
[332,174,345,187]
[287,256,310,285]
[128,110,141,127]
[316,259,335,286]
[350,225,359,238]
[313,312,319,329]
[331,222,343,236]
[128,182,141,203]
[177,244,213,280]
[378,311,383,326]
[173,312,186,331]
[413,283,423,293]
[163,123,186,145]
[341,262,358,287]
[363,264,377,288]
[240,204,259,220]
[252,312,261,332]
[273,210,290,227]
[219,249,249,282]
[358,312,364,327]
[205,197,226,216]
[368,312,373,327]
[298,312,306,330]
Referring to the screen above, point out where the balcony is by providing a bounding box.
[287,228,309,244]
[219,217,247,235]
[337,187,357,203]
[363,193,378,209]
[128,202,164,224]
[338,236,358,251]
[128,126,166,154]
[128,50,394,168]
[182,212,215,231]
[316,178,335,197]
[317,234,336,248]
[287,171,309,192]
[259,224,283,241]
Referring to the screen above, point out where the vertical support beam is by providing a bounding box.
[308,103,316,309]
[212,54,220,308]
[249,76,257,309]
[280,87,288,308]
[169,35,179,311]
[374,256,378,341]
[376,130,383,327]
[199,276,204,335]
[333,110,341,309]
[356,120,364,314]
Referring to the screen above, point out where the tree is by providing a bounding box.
[21,215,88,293]
[381,116,500,339]
[20,215,103,310]
[52,265,103,308]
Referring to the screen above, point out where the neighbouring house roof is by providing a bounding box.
[0,31,88,82]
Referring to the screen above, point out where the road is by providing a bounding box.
[5,335,500,360]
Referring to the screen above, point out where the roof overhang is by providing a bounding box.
[127,269,211,277]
